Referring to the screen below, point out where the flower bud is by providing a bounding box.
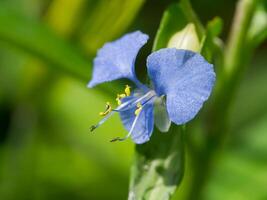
[167,23,200,52]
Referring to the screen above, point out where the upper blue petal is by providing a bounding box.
[88,31,149,88]
[119,95,154,144]
[147,48,216,125]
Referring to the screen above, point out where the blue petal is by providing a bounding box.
[147,48,216,125]
[88,31,149,88]
[119,96,154,144]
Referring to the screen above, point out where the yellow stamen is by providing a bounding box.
[99,102,112,116]
[116,96,122,106]
[134,102,142,116]
[118,93,126,98]
[116,93,126,105]
[125,85,131,96]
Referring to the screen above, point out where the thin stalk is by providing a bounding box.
[210,0,257,137]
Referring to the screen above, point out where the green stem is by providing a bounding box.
[186,0,258,199]
[224,0,257,79]
[211,0,257,135]
[214,0,257,122]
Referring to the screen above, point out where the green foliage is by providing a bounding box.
[79,0,145,54]
[0,6,90,81]
[0,0,144,199]
[200,17,223,62]
[203,60,267,200]
[152,1,204,51]
[129,127,184,200]
[247,0,267,48]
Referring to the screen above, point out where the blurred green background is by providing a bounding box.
[0,0,266,199]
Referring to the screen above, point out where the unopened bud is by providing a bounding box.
[167,23,200,52]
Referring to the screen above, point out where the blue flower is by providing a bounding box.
[88,31,216,144]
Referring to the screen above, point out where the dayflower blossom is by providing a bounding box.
[88,31,215,144]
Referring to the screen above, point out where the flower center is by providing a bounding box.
[90,85,157,142]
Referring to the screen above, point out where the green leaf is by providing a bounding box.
[129,126,184,200]
[45,0,88,37]
[0,6,90,81]
[201,17,224,62]
[79,0,145,55]
[152,0,223,63]
[206,17,223,38]
[247,0,267,48]
[152,0,204,51]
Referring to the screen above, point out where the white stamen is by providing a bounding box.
[90,111,114,132]
[110,104,145,142]
[113,90,156,112]
[90,90,156,133]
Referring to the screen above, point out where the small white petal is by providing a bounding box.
[154,97,171,132]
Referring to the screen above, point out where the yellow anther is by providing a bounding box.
[116,96,122,106]
[99,102,112,116]
[134,102,142,116]
[125,85,131,96]
[116,93,126,105]
[118,93,126,98]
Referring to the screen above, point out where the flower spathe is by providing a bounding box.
[88,31,216,144]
